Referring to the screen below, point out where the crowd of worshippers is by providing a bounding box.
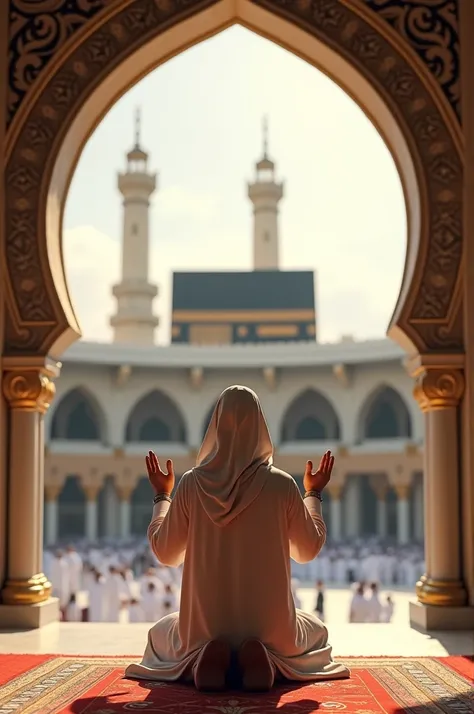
[43,537,422,623]
[291,539,425,587]
[43,544,180,622]
[347,581,395,623]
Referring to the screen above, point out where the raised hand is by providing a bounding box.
[303,450,335,493]
[145,450,175,496]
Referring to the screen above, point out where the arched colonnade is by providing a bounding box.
[0,0,472,632]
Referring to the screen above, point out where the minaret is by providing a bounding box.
[248,116,284,270]
[110,109,159,345]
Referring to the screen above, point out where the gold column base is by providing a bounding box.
[416,574,467,607]
[1,573,51,605]
[35,573,52,599]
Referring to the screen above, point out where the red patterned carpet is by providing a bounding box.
[0,655,472,714]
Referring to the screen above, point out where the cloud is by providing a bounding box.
[319,287,393,342]
[64,224,252,345]
[64,226,119,342]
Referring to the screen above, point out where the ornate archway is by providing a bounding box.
[125,389,187,443]
[1,0,470,629]
[280,388,341,443]
[3,0,463,358]
[49,386,106,442]
[358,385,412,441]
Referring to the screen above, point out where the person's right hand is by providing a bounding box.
[303,450,335,493]
[145,451,175,495]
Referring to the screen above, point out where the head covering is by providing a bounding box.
[193,385,273,527]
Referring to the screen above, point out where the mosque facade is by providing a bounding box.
[44,117,424,548]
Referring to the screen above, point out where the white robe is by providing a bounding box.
[129,602,145,623]
[141,591,163,622]
[65,551,83,594]
[349,593,368,623]
[365,593,383,623]
[65,601,82,622]
[125,468,350,683]
[50,558,70,609]
[104,574,129,622]
[88,577,107,622]
[161,590,179,618]
[140,575,164,598]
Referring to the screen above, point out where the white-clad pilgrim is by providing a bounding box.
[104,566,129,622]
[50,550,70,614]
[129,598,145,623]
[140,568,165,598]
[348,583,368,623]
[125,385,349,691]
[65,545,83,595]
[65,594,82,622]
[161,583,179,618]
[141,582,163,622]
[365,582,383,622]
[87,570,107,622]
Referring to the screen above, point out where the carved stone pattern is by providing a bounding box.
[257,0,462,335]
[413,366,464,410]
[363,1,460,122]
[8,0,110,126]
[4,0,463,353]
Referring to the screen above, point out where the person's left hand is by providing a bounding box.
[146,451,175,495]
[303,450,335,493]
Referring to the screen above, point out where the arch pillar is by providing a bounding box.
[370,478,389,540]
[0,359,60,628]
[44,483,63,547]
[408,358,474,629]
[326,477,346,542]
[83,483,100,542]
[116,476,139,540]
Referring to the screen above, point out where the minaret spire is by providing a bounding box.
[134,106,141,149]
[248,117,284,271]
[262,114,268,159]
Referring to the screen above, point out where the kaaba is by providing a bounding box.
[171,270,316,344]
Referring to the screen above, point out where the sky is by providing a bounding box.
[64,25,407,345]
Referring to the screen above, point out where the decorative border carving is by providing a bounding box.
[363,1,460,122]
[8,0,110,126]
[7,1,461,127]
[252,0,463,347]
[3,0,464,354]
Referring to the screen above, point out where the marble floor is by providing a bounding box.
[0,588,472,658]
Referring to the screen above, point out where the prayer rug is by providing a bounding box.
[0,655,472,714]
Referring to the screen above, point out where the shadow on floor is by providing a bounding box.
[69,680,321,713]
